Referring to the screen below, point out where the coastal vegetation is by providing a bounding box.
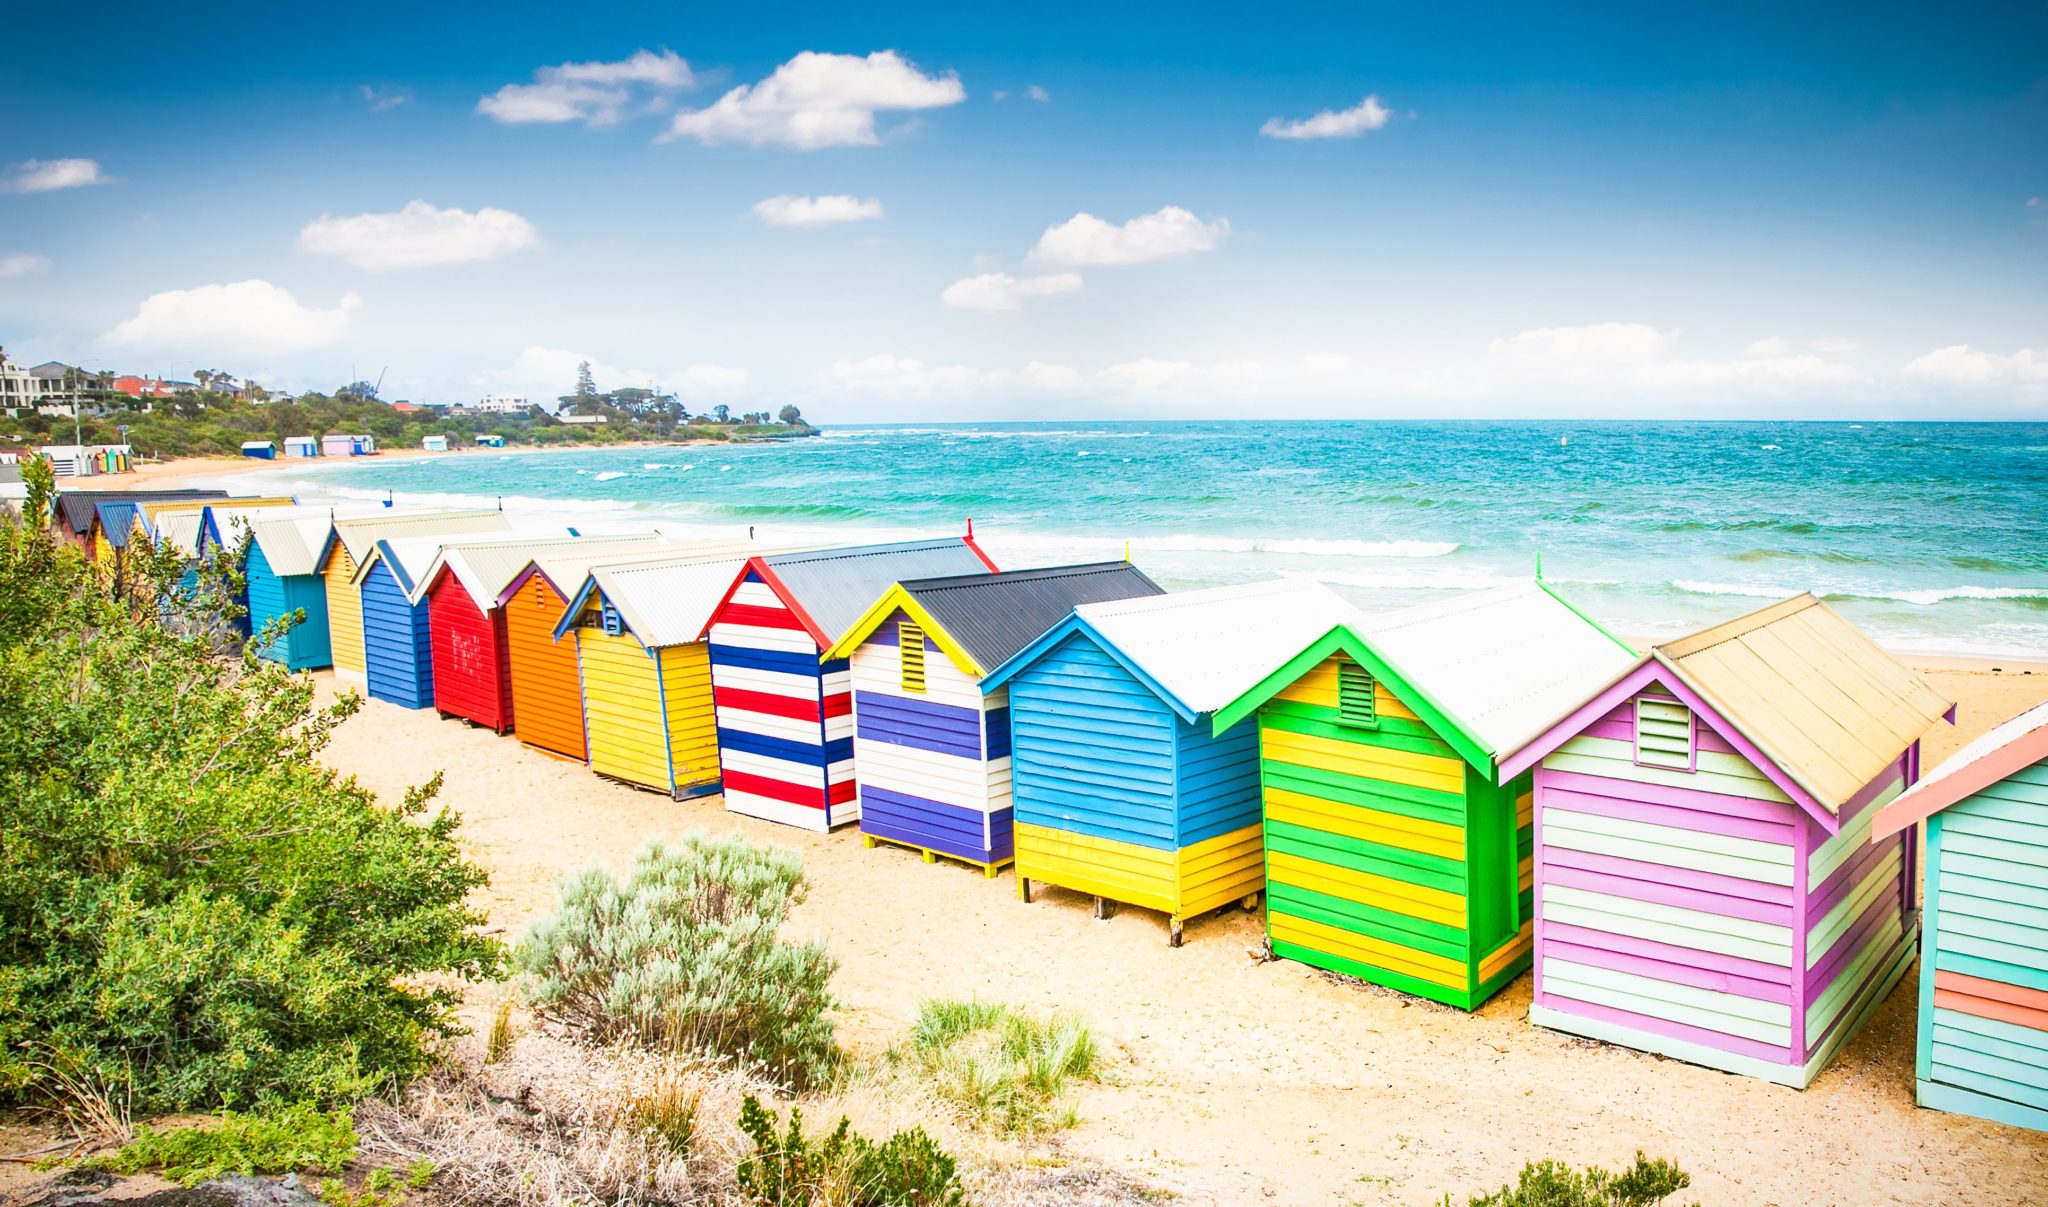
[901,1001,1100,1135]
[1443,1154,1695,1207]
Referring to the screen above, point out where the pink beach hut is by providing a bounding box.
[1497,594,1954,1087]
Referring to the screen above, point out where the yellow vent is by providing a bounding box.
[900,621,927,693]
[1336,661,1378,728]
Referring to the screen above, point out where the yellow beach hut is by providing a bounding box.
[317,510,510,683]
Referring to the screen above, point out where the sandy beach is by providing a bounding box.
[311,657,2048,1206]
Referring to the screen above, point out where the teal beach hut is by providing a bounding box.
[245,512,347,670]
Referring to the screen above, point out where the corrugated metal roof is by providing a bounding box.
[196,500,305,554]
[370,528,573,597]
[414,532,662,609]
[93,501,143,548]
[329,510,509,565]
[1358,579,1642,762]
[57,489,226,534]
[517,537,684,598]
[759,538,996,647]
[1871,698,2048,838]
[1076,579,1367,716]
[893,562,1164,673]
[582,549,792,648]
[152,509,207,557]
[246,512,342,576]
[1653,593,1954,814]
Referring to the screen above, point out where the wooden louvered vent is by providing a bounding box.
[1635,693,1696,770]
[1336,661,1378,728]
[900,621,927,693]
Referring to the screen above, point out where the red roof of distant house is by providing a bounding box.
[112,375,176,398]
[390,401,423,413]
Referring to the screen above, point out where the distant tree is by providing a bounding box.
[193,369,215,392]
[713,404,731,423]
[575,360,598,399]
[778,404,804,426]
[336,380,379,403]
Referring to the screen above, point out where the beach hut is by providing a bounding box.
[411,533,656,732]
[55,489,226,557]
[242,510,391,670]
[241,440,277,460]
[1868,700,2048,1130]
[40,446,94,477]
[1496,593,1954,1087]
[283,436,320,458]
[979,579,1363,945]
[497,538,680,760]
[475,434,505,448]
[352,529,563,710]
[317,511,510,684]
[821,562,1165,875]
[1209,580,1640,1006]
[553,546,777,796]
[703,537,999,832]
[421,435,449,453]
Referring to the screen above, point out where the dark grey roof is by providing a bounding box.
[761,538,993,645]
[899,562,1164,672]
[55,489,227,535]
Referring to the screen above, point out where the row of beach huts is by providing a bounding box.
[52,488,2048,1131]
[238,433,505,459]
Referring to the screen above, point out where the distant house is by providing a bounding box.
[112,375,177,400]
[476,393,529,414]
[389,401,425,414]
[558,414,606,426]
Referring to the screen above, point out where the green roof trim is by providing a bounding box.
[1537,578,1638,656]
[1210,623,1497,777]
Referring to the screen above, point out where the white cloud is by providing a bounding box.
[1026,85,1051,103]
[474,346,750,407]
[816,354,1274,404]
[1902,345,2048,391]
[750,194,884,227]
[1807,336,1860,354]
[1026,205,1229,268]
[664,50,964,149]
[1260,95,1394,140]
[1301,351,1354,376]
[0,253,51,278]
[1481,322,1863,394]
[478,49,693,127]
[1,158,109,193]
[940,271,1085,313]
[102,280,360,354]
[1099,358,1193,392]
[298,200,539,271]
[1744,336,1792,358]
[358,84,411,112]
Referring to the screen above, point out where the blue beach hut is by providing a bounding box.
[979,579,1364,944]
[349,526,528,710]
[243,512,353,670]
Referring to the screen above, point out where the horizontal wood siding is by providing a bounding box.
[1259,656,1501,1008]
[248,543,330,670]
[577,627,670,791]
[323,547,366,679]
[1921,758,2048,1124]
[361,559,434,709]
[1176,712,1262,845]
[504,576,587,760]
[1008,632,1176,848]
[1534,686,1804,1067]
[1803,756,1912,1060]
[709,572,849,832]
[660,642,720,793]
[1016,821,1260,917]
[428,579,511,732]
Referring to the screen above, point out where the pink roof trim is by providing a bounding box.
[1870,699,2048,840]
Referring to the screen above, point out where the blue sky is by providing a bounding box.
[3,2,2044,419]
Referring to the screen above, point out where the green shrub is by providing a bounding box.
[735,1095,968,1207]
[1446,1154,1694,1207]
[906,999,1099,1134]
[517,836,839,1089]
[0,509,502,1113]
[87,1103,357,1185]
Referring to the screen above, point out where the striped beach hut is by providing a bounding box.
[979,579,1363,945]
[1210,580,1640,1007]
[1498,593,1954,1086]
[317,511,510,684]
[414,533,662,732]
[352,529,564,711]
[497,539,677,760]
[822,563,1166,875]
[1870,700,2048,1130]
[553,547,770,796]
[703,538,1000,832]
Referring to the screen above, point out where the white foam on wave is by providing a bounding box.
[593,471,629,482]
[1306,568,1524,593]
[1673,579,2048,607]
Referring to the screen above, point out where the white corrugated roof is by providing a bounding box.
[151,509,208,557]
[246,504,396,576]
[1076,579,1366,716]
[1361,579,1641,761]
[582,550,768,648]
[417,533,669,610]
[370,529,574,598]
[330,510,509,564]
[520,538,682,597]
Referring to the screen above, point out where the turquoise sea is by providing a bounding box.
[246,420,2048,659]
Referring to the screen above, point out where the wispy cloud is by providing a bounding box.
[0,252,52,278]
[299,200,539,271]
[1902,344,2048,393]
[358,84,412,112]
[751,194,884,227]
[478,49,693,127]
[103,280,360,353]
[1,158,110,193]
[664,50,964,149]
[1027,205,1228,267]
[474,346,750,405]
[940,271,1085,313]
[1260,95,1394,140]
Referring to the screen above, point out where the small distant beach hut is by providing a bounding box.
[412,533,641,732]
[1209,580,1640,1006]
[498,538,677,760]
[317,511,510,684]
[40,446,94,477]
[284,436,320,458]
[241,440,277,460]
[421,435,449,453]
[979,579,1362,945]
[1497,593,1954,1087]
[703,537,999,832]
[822,563,1165,875]
[1869,700,2048,1130]
[352,530,561,710]
[553,546,773,796]
[475,434,505,448]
